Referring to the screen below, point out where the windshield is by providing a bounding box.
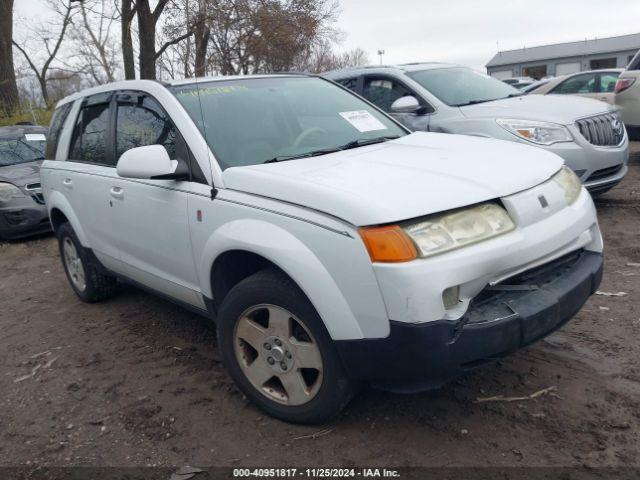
[0,133,47,167]
[407,67,521,107]
[171,76,406,169]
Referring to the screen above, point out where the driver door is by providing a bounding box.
[110,91,203,307]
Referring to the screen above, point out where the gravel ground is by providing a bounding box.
[0,144,639,469]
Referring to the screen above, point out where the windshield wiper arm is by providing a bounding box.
[452,99,493,107]
[339,135,400,151]
[264,147,341,164]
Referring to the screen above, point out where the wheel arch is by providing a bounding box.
[46,190,90,246]
[201,219,365,340]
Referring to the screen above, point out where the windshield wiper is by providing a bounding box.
[264,147,341,164]
[452,99,493,107]
[264,136,400,163]
[338,135,400,151]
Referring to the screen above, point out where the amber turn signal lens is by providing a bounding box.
[359,225,418,263]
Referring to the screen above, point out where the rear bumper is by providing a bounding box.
[335,250,603,392]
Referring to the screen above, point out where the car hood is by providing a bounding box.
[0,160,42,187]
[222,132,563,226]
[460,94,616,124]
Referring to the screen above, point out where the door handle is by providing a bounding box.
[110,186,124,199]
[62,178,73,189]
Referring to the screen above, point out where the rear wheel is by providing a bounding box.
[57,222,117,302]
[217,268,355,424]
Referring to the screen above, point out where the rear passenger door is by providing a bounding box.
[110,91,203,307]
[64,92,122,270]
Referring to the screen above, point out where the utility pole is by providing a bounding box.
[377,49,385,65]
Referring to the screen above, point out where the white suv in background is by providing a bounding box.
[41,75,603,423]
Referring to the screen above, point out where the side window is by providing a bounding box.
[599,73,620,93]
[552,74,597,94]
[337,77,359,92]
[629,51,640,71]
[116,95,178,160]
[69,94,112,165]
[45,102,73,160]
[115,93,207,184]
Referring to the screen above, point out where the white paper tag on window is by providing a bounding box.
[339,110,387,133]
[24,134,46,142]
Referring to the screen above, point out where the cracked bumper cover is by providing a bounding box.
[334,250,603,392]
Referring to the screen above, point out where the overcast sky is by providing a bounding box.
[14,0,640,71]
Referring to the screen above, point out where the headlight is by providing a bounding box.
[403,203,515,258]
[496,118,573,145]
[552,166,582,205]
[0,182,25,202]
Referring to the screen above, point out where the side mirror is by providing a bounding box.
[390,95,427,115]
[116,145,188,180]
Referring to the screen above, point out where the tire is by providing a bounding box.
[217,268,356,424]
[57,222,118,302]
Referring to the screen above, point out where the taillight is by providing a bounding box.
[615,78,636,94]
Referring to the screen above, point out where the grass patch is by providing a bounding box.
[0,109,54,128]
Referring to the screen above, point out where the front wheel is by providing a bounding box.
[217,268,356,424]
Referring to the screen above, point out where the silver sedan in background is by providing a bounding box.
[325,63,628,194]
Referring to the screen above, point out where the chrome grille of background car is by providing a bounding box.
[575,112,625,147]
[25,183,45,205]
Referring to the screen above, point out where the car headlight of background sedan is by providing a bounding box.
[552,166,582,205]
[403,203,515,258]
[0,182,26,203]
[496,118,573,145]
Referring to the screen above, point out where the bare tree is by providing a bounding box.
[68,0,119,85]
[120,0,137,79]
[12,0,77,106]
[0,0,20,116]
[135,0,193,79]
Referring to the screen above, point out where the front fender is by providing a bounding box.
[199,219,366,340]
[46,190,90,247]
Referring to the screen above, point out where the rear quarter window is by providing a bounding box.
[45,102,73,160]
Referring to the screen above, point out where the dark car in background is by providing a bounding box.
[0,125,51,240]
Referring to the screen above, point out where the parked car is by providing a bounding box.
[502,76,534,86]
[615,51,640,140]
[325,63,628,195]
[0,125,50,240]
[42,75,603,423]
[522,78,552,94]
[527,69,623,104]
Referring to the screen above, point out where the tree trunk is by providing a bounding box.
[136,0,159,80]
[122,0,136,79]
[194,23,210,77]
[37,74,49,107]
[0,0,20,116]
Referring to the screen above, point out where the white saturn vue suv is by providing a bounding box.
[41,74,603,423]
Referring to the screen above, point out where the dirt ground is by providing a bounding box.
[1,146,639,470]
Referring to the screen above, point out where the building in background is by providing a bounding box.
[486,33,640,80]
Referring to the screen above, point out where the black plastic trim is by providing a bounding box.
[334,250,604,393]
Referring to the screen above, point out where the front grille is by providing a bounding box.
[576,112,625,146]
[464,250,585,325]
[586,164,623,182]
[31,193,45,205]
[24,183,45,205]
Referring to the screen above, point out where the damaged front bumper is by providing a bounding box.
[334,249,603,392]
